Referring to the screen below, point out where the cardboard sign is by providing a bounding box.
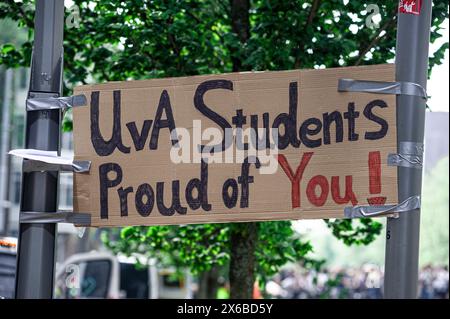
[73,64,398,227]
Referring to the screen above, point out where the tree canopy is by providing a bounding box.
[1,0,448,297]
[1,1,448,81]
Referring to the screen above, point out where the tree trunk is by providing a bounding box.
[197,267,220,299]
[230,222,257,299]
[228,0,257,300]
[230,0,250,72]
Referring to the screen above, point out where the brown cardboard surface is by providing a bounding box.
[73,64,397,227]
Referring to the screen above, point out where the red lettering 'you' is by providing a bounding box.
[331,176,358,206]
[277,152,314,208]
[307,175,329,207]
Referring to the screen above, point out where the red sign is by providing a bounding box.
[399,0,422,15]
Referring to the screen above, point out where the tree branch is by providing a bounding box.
[295,0,321,69]
[354,8,397,66]
[6,0,34,29]
[307,0,321,26]
[185,10,226,45]
[230,0,250,72]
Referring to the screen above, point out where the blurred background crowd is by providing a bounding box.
[265,264,449,299]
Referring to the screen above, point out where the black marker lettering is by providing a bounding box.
[117,186,133,217]
[272,82,300,150]
[344,102,360,141]
[99,163,123,219]
[300,117,322,148]
[238,157,261,208]
[126,120,153,151]
[364,99,389,140]
[135,183,155,217]
[156,181,187,216]
[91,90,130,156]
[194,80,233,151]
[150,90,177,150]
[222,178,238,209]
[323,111,344,145]
[185,161,212,211]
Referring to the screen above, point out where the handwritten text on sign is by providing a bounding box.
[73,64,398,227]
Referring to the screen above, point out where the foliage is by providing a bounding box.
[104,221,318,283]
[324,218,383,246]
[1,0,448,283]
[1,1,448,83]
[420,157,449,267]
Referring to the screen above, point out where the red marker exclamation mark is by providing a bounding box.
[367,151,387,205]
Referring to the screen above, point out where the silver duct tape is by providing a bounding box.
[20,211,91,226]
[345,196,421,219]
[338,79,427,99]
[9,149,91,173]
[26,94,87,111]
[399,141,424,155]
[23,159,91,173]
[388,154,423,169]
[73,160,91,172]
[388,141,424,169]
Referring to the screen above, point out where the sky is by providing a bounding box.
[428,19,449,112]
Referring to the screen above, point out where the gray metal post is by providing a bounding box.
[384,0,433,299]
[0,68,13,235]
[15,0,64,299]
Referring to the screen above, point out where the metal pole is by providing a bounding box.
[384,0,433,299]
[15,0,64,299]
[0,68,13,235]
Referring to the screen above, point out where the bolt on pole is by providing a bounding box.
[384,0,433,299]
[15,0,64,299]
